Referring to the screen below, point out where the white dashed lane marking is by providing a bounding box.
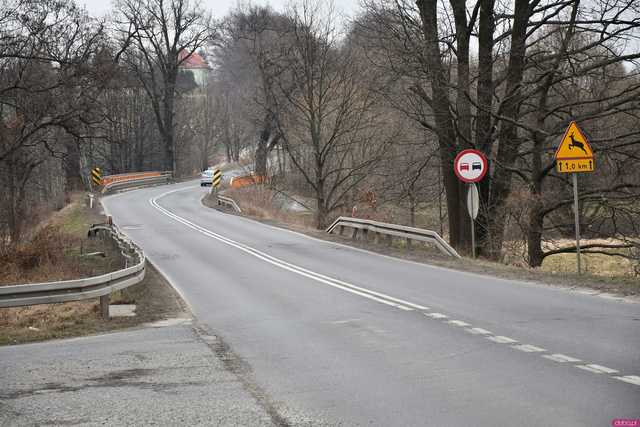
[447,320,470,327]
[487,336,518,344]
[420,305,636,385]
[614,376,640,386]
[577,364,619,374]
[424,312,448,319]
[465,327,492,335]
[542,353,582,363]
[512,344,546,353]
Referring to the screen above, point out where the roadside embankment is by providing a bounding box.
[0,193,189,345]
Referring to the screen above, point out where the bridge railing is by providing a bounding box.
[102,172,172,194]
[216,194,242,213]
[326,216,460,258]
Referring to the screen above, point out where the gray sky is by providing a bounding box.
[80,0,362,20]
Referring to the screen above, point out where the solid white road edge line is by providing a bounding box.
[150,186,637,386]
[151,190,417,311]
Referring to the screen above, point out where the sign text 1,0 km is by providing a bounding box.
[454,149,488,183]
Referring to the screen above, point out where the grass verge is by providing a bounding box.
[0,193,189,346]
[0,263,188,345]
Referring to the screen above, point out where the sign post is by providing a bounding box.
[454,149,488,257]
[467,183,479,258]
[554,121,594,275]
[572,173,581,274]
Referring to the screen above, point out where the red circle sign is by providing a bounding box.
[454,149,488,183]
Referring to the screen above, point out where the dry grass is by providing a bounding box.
[219,186,316,228]
[0,193,188,346]
[0,301,101,345]
[0,197,119,286]
[542,251,636,277]
[0,263,188,346]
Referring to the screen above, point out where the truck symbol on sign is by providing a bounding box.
[460,163,470,171]
[472,162,482,170]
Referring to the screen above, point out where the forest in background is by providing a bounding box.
[1,0,639,269]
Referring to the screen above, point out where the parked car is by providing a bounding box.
[200,169,214,186]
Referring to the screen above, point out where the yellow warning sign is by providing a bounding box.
[555,121,594,173]
[91,167,102,186]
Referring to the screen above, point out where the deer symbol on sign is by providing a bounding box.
[568,132,588,154]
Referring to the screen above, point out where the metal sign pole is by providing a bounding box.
[470,184,476,259]
[572,173,582,275]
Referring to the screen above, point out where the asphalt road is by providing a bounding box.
[0,321,275,426]
[98,181,639,426]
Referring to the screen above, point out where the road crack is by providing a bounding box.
[192,323,292,427]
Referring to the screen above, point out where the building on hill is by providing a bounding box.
[178,50,210,88]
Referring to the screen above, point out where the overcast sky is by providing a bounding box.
[80,0,362,20]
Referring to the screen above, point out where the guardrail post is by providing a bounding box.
[352,228,358,240]
[386,234,393,247]
[100,294,110,320]
[339,225,344,236]
[406,238,412,252]
[363,228,369,241]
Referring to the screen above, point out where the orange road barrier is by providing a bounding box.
[100,171,163,186]
[230,174,267,189]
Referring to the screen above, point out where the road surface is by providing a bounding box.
[75,182,640,424]
[0,321,277,426]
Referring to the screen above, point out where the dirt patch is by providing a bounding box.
[203,191,639,297]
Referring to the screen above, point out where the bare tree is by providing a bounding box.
[0,0,106,246]
[114,0,214,173]
[360,0,640,262]
[270,2,390,228]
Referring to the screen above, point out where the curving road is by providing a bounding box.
[102,180,640,426]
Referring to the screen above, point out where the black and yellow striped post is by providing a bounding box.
[91,167,102,187]
[212,169,222,188]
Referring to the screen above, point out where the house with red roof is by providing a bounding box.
[178,50,210,88]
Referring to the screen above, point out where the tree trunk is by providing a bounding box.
[527,199,545,267]
[417,0,469,252]
[163,68,177,173]
[255,124,270,177]
[484,0,530,259]
[474,0,495,257]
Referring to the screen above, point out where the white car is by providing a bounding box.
[200,169,214,186]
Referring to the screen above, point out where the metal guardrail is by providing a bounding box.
[102,172,172,194]
[0,224,145,318]
[216,194,242,213]
[326,217,460,258]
